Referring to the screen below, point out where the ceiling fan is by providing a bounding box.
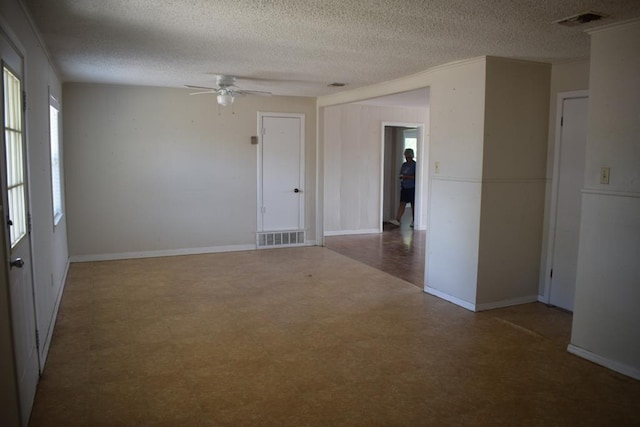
[186,75,271,106]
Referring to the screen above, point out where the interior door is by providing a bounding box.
[549,96,588,311]
[259,114,304,231]
[1,32,39,424]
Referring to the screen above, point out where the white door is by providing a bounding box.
[549,96,588,311]
[1,32,39,424]
[258,114,304,231]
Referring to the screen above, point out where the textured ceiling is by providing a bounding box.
[23,0,640,97]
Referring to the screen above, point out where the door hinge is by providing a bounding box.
[35,329,40,349]
[560,116,563,127]
[22,91,27,113]
[28,213,32,234]
[550,268,553,278]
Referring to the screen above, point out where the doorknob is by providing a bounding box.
[294,188,300,193]
[10,258,24,269]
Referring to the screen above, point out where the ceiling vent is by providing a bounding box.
[555,11,607,27]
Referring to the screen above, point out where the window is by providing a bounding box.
[3,66,27,247]
[50,96,63,225]
[403,128,417,155]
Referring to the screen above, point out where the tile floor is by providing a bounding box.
[30,247,640,426]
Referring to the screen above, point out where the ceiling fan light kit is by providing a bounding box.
[217,92,234,106]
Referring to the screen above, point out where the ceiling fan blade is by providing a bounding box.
[234,89,272,96]
[189,90,217,95]
[185,84,217,90]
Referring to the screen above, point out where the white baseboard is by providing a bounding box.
[475,295,539,312]
[39,258,70,369]
[69,244,257,263]
[424,286,476,312]
[324,229,380,237]
[567,344,640,380]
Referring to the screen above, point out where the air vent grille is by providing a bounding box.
[257,230,305,248]
[556,11,606,27]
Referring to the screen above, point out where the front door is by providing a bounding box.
[1,31,39,424]
[258,113,304,232]
[549,95,588,311]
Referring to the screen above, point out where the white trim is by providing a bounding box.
[432,176,548,184]
[481,178,547,184]
[475,295,539,312]
[424,286,476,312]
[567,344,640,380]
[69,244,256,263]
[315,106,324,246]
[585,17,640,35]
[380,121,426,230]
[431,176,482,183]
[324,229,380,237]
[541,90,589,305]
[581,188,640,199]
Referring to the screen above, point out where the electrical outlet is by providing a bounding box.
[435,161,440,174]
[600,167,610,184]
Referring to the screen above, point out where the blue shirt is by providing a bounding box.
[400,161,416,189]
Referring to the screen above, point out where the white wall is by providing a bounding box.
[569,20,640,379]
[323,103,428,234]
[426,60,486,308]
[64,83,316,259]
[1,0,68,424]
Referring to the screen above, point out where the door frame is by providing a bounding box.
[379,121,425,232]
[256,112,305,234]
[541,90,589,304]
[0,23,40,425]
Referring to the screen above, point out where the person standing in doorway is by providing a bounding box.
[389,148,416,227]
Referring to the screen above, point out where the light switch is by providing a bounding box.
[600,167,610,184]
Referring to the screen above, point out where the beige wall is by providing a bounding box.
[570,20,640,379]
[476,58,550,308]
[64,83,316,259]
[323,103,428,234]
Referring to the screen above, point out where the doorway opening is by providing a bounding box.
[322,87,430,289]
[382,125,422,230]
[380,120,427,233]
[542,90,589,311]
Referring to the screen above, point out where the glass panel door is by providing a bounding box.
[3,66,27,247]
